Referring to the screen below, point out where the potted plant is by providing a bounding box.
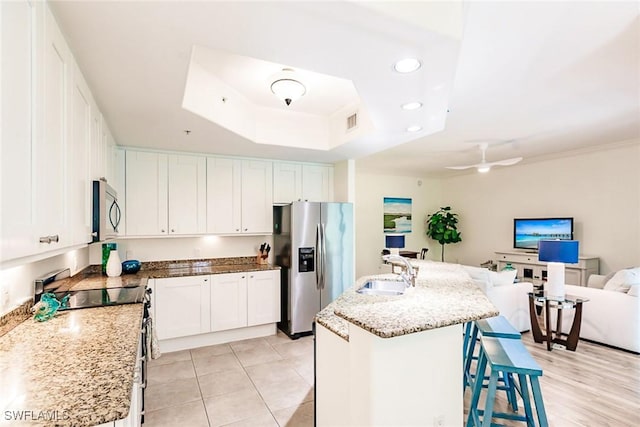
[426,206,462,262]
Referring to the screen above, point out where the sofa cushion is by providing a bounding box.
[603,268,640,293]
[628,284,639,297]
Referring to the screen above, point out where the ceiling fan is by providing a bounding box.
[445,143,522,173]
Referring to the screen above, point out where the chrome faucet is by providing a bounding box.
[382,254,417,287]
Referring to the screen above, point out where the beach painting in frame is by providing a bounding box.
[383,197,412,233]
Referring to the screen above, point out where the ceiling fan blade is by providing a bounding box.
[488,157,523,167]
[445,165,477,170]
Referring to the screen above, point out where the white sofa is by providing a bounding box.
[554,273,640,353]
[462,266,533,332]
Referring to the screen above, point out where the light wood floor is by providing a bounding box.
[463,331,640,426]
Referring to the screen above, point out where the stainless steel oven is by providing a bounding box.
[92,179,121,242]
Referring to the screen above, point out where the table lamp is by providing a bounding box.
[385,235,405,255]
[538,240,579,299]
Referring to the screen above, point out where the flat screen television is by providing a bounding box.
[513,217,574,250]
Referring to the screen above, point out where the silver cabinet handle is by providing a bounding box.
[161,229,165,233]
[244,228,248,231]
[39,235,59,244]
[236,228,240,231]
[171,229,175,233]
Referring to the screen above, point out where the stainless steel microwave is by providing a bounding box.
[92,180,121,242]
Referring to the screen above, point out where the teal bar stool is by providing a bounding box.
[467,336,548,427]
[464,316,521,410]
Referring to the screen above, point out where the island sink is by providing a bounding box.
[356,279,406,296]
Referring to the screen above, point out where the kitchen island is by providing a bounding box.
[0,304,143,426]
[315,261,498,426]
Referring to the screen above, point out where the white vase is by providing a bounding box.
[106,250,122,277]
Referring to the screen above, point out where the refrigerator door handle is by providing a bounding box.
[315,224,321,289]
[320,223,327,289]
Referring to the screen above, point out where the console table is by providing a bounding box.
[528,292,589,351]
[495,251,599,286]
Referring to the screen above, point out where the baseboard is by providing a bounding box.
[158,323,277,353]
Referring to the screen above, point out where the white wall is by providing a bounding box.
[440,141,640,274]
[354,171,442,278]
[88,235,273,265]
[0,247,89,316]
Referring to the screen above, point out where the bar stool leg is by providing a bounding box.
[530,376,549,427]
[481,370,500,427]
[466,349,487,427]
[464,324,479,389]
[517,374,536,427]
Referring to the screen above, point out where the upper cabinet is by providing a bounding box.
[273,162,334,204]
[206,158,273,234]
[1,1,118,263]
[125,150,206,236]
[1,0,37,260]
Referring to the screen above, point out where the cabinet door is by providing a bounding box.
[33,5,71,249]
[273,162,302,204]
[0,0,37,260]
[302,165,333,202]
[125,151,168,236]
[67,62,92,246]
[206,157,241,234]
[154,276,211,340]
[241,160,273,233]
[211,272,248,332]
[168,155,206,235]
[247,270,280,326]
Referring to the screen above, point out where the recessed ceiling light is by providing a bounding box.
[401,102,422,110]
[394,58,421,73]
[407,125,422,132]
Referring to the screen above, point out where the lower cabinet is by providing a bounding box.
[211,272,248,332]
[153,270,280,341]
[154,275,211,340]
[247,270,281,326]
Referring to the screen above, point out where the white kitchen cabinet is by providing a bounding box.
[67,61,93,246]
[154,276,211,340]
[247,270,281,326]
[31,4,72,250]
[168,155,206,235]
[211,272,248,332]
[125,150,206,236]
[206,157,272,234]
[273,162,334,203]
[0,0,37,261]
[302,164,334,202]
[125,151,168,236]
[273,162,302,204]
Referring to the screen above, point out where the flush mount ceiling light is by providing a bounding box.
[401,102,423,110]
[406,125,422,132]
[270,68,306,106]
[394,58,421,73]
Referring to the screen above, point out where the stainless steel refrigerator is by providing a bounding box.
[273,201,354,338]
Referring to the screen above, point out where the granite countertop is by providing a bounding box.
[315,261,499,341]
[0,304,143,426]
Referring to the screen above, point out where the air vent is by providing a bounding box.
[346,113,358,131]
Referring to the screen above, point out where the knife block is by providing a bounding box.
[257,253,269,265]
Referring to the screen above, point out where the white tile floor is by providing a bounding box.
[145,332,314,427]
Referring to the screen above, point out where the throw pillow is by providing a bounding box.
[628,284,639,297]
[463,266,491,283]
[603,268,640,293]
[488,269,518,286]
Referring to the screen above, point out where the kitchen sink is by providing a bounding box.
[356,280,406,296]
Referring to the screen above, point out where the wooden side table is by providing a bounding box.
[528,291,589,351]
